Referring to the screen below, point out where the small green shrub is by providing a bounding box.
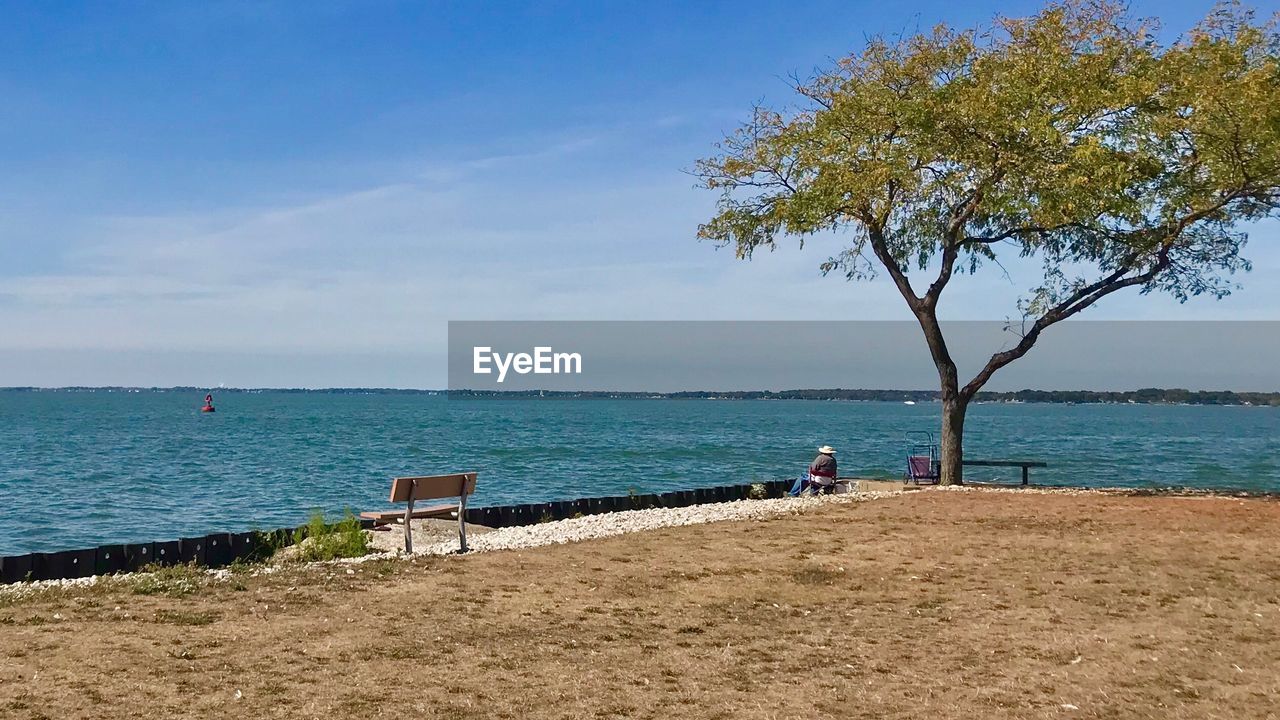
[748,483,768,500]
[291,510,369,562]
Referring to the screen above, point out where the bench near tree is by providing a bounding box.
[695,0,1280,485]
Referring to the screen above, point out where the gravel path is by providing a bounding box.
[405,490,902,557]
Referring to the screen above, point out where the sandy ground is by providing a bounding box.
[1,489,1278,719]
[362,517,497,554]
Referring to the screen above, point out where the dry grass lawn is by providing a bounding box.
[1,490,1278,719]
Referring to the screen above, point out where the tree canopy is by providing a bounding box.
[698,0,1277,334]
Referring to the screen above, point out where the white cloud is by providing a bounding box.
[0,143,881,356]
[1,129,1276,386]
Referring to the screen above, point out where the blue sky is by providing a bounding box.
[1,1,1275,387]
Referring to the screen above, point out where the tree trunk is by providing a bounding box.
[913,308,965,486]
[939,394,967,486]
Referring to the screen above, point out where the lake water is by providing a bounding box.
[1,391,1277,554]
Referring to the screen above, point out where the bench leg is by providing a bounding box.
[457,484,468,554]
[404,493,415,554]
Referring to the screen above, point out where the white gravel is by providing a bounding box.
[0,573,109,598]
[405,490,901,557]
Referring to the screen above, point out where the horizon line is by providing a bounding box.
[3,386,1278,397]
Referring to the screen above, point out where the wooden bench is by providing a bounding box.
[962,460,1047,486]
[360,505,458,525]
[361,472,477,553]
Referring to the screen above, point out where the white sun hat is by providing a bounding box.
[818,445,837,454]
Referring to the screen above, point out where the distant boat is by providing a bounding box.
[903,400,916,405]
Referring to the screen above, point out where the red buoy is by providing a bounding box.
[201,393,216,413]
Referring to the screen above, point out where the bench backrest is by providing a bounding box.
[389,472,477,503]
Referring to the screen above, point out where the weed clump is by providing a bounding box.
[291,511,369,562]
[132,563,204,597]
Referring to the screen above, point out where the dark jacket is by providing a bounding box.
[809,453,837,479]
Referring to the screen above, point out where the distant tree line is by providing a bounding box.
[974,388,1280,406]
[449,388,1280,405]
[4,387,1276,405]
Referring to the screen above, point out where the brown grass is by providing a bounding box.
[1,490,1278,719]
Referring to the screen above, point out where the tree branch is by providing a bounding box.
[923,170,1003,307]
[963,222,1088,245]
[923,244,959,309]
[959,247,1172,400]
[867,225,921,311]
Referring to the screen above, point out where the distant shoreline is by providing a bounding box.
[2,386,1277,406]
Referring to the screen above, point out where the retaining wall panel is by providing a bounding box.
[123,543,155,571]
[30,552,60,581]
[204,534,234,567]
[95,545,127,576]
[179,537,207,566]
[229,532,260,563]
[0,554,34,584]
[66,548,97,579]
[150,540,180,566]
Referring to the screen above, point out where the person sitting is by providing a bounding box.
[790,445,838,495]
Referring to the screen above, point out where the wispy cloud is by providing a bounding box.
[0,132,859,356]
[2,117,1276,385]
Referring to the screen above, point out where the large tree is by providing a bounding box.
[696,1,1280,484]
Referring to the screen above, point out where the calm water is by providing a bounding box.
[1,391,1277,554]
